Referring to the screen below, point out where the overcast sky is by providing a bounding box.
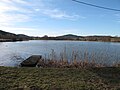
[0,0,120,36]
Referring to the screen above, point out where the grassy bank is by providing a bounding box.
[0,66,120,90]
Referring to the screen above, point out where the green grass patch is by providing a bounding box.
[0,66,120,90]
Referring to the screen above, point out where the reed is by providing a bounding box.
[37,48,120,68]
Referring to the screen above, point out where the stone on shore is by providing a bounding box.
[21,55,42,67]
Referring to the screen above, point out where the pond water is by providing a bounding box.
[0,40,120,66]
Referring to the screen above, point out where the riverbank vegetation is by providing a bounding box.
[0,66,120,90]
[35,48,120,68]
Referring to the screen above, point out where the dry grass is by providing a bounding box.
[37,49,120,68]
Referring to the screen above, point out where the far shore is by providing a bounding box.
[0,39,120,43]
[0,39,29,42]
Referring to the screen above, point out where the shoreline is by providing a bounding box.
[0,39,120,43]
[0,39,29,42]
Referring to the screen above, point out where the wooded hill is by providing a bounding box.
[0,30,31,42]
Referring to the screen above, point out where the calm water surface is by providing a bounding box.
[0,40,120,66]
